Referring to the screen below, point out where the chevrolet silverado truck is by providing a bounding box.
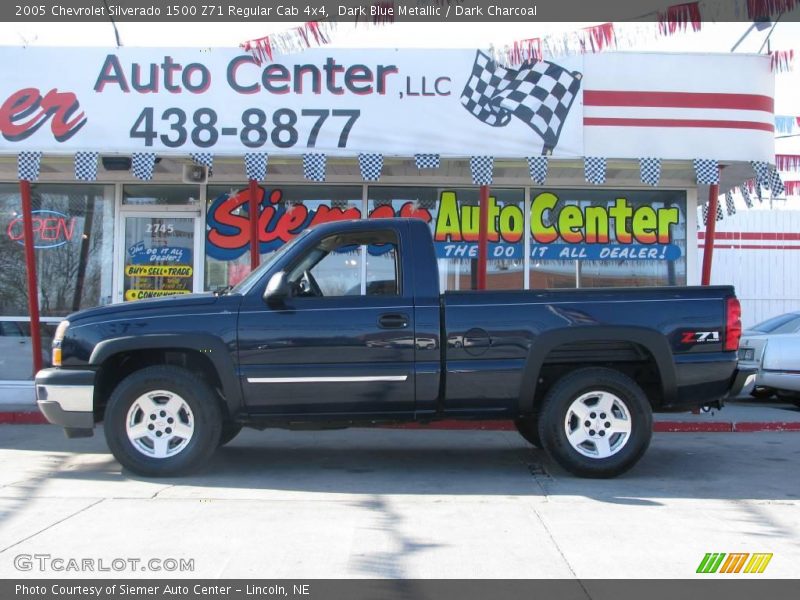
[35,218,755,478]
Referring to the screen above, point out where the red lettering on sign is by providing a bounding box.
[0,87,87,142]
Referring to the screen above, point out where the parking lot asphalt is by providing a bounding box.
[0,425,798,579]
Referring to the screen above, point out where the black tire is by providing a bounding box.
[218,422,243,447]
[537,367,652,478]
[750,387,775,400]
[104,365,222,477]
[514,417,542,448]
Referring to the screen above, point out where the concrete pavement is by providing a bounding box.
[0,425,798,578]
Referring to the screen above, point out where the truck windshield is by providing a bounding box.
[229,230,311,295]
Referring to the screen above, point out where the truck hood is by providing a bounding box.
[66,293,224,324]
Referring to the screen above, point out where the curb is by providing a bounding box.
[3,412,800,432]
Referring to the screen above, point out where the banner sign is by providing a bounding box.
[0,47,774,161]
[206,187,685,261]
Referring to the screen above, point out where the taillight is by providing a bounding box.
[724,296,742,352]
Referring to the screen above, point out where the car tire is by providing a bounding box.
[750,387,774,400]
[218,422,243,447]
[537,367,652,478]
[104,365,222,477]
[514,417,542,448]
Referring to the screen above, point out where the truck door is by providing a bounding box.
[237,227,416,416]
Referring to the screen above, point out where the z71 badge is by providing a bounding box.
[681,331,721,344]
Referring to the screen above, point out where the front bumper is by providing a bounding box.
[726,367,758,399]
[35,368,96,438]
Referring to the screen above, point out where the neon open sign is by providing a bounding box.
[6,210,78,249]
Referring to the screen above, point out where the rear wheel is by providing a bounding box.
[537,367,652,478]
[104,366,222,477]
[514,417,542,448]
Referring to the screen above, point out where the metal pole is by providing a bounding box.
[19,180,43,375]
[700,174,721,286]
[248,179,260,270]
[477,184,490,290]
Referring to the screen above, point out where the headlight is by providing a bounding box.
[52,320,69,367]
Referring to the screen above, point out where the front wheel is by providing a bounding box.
[104,366,222,477]
[537,368,652,478]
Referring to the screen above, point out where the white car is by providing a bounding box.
[738,312,800,405]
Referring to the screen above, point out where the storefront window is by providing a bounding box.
[0,183,114,379]
[368,186,525,291]
[123,185,200,206]
[205,185,361,290]
[528,189,687,288]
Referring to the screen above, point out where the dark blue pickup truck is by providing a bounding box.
[36,218,754,478]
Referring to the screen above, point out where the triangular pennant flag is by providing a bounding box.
[769,167,785,197]
[303,153,326,182]
[414,154,440,169]
[585,157,606,185]
[724,191,736,216]
[702,202,709,226]
[190,152,214,170]
[527,156,548,185]
[131,153,157,181]
[18,152,42,182]
[640,157,661,186]
[693,159,719,184]
[470,156,494,185]
[74,152,99,181]
[751,160,770,189]
[244,153,268,181]
[740,183,753,208]
[715,200,724,221]
[358,153,383,182]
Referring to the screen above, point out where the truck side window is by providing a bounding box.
[287,231,400,298]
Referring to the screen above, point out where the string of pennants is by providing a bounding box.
[14,152,789,199]
[239,1,798,74]
[485,1,797,71]
[699,160,793,225]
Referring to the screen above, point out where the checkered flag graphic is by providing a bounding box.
[751,161,769,185]
[755,178,764,202]
[640,157,661,187]
[584,157,606,185]
[74,152,99,181]
[303,153,326,182]
[527,156,548,185]
[18,152,42,182]
[414,154,440,169]
[702,202,708,225]
[131,153,157,181]
[358,153,383,181]
[741,183,753,208]
[190,152,214,170]
[715,200,724,221]
[244,153,268,181]
[693,159,719,185]
[725,191,736,216]
[460,50,582,155]
[768,167,785,197]
[470,156,494,185]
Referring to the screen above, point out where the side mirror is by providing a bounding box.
[263,271,290,305]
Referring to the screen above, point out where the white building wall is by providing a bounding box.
[699,210,800,327]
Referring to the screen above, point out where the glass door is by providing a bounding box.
[120,214,198,302]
